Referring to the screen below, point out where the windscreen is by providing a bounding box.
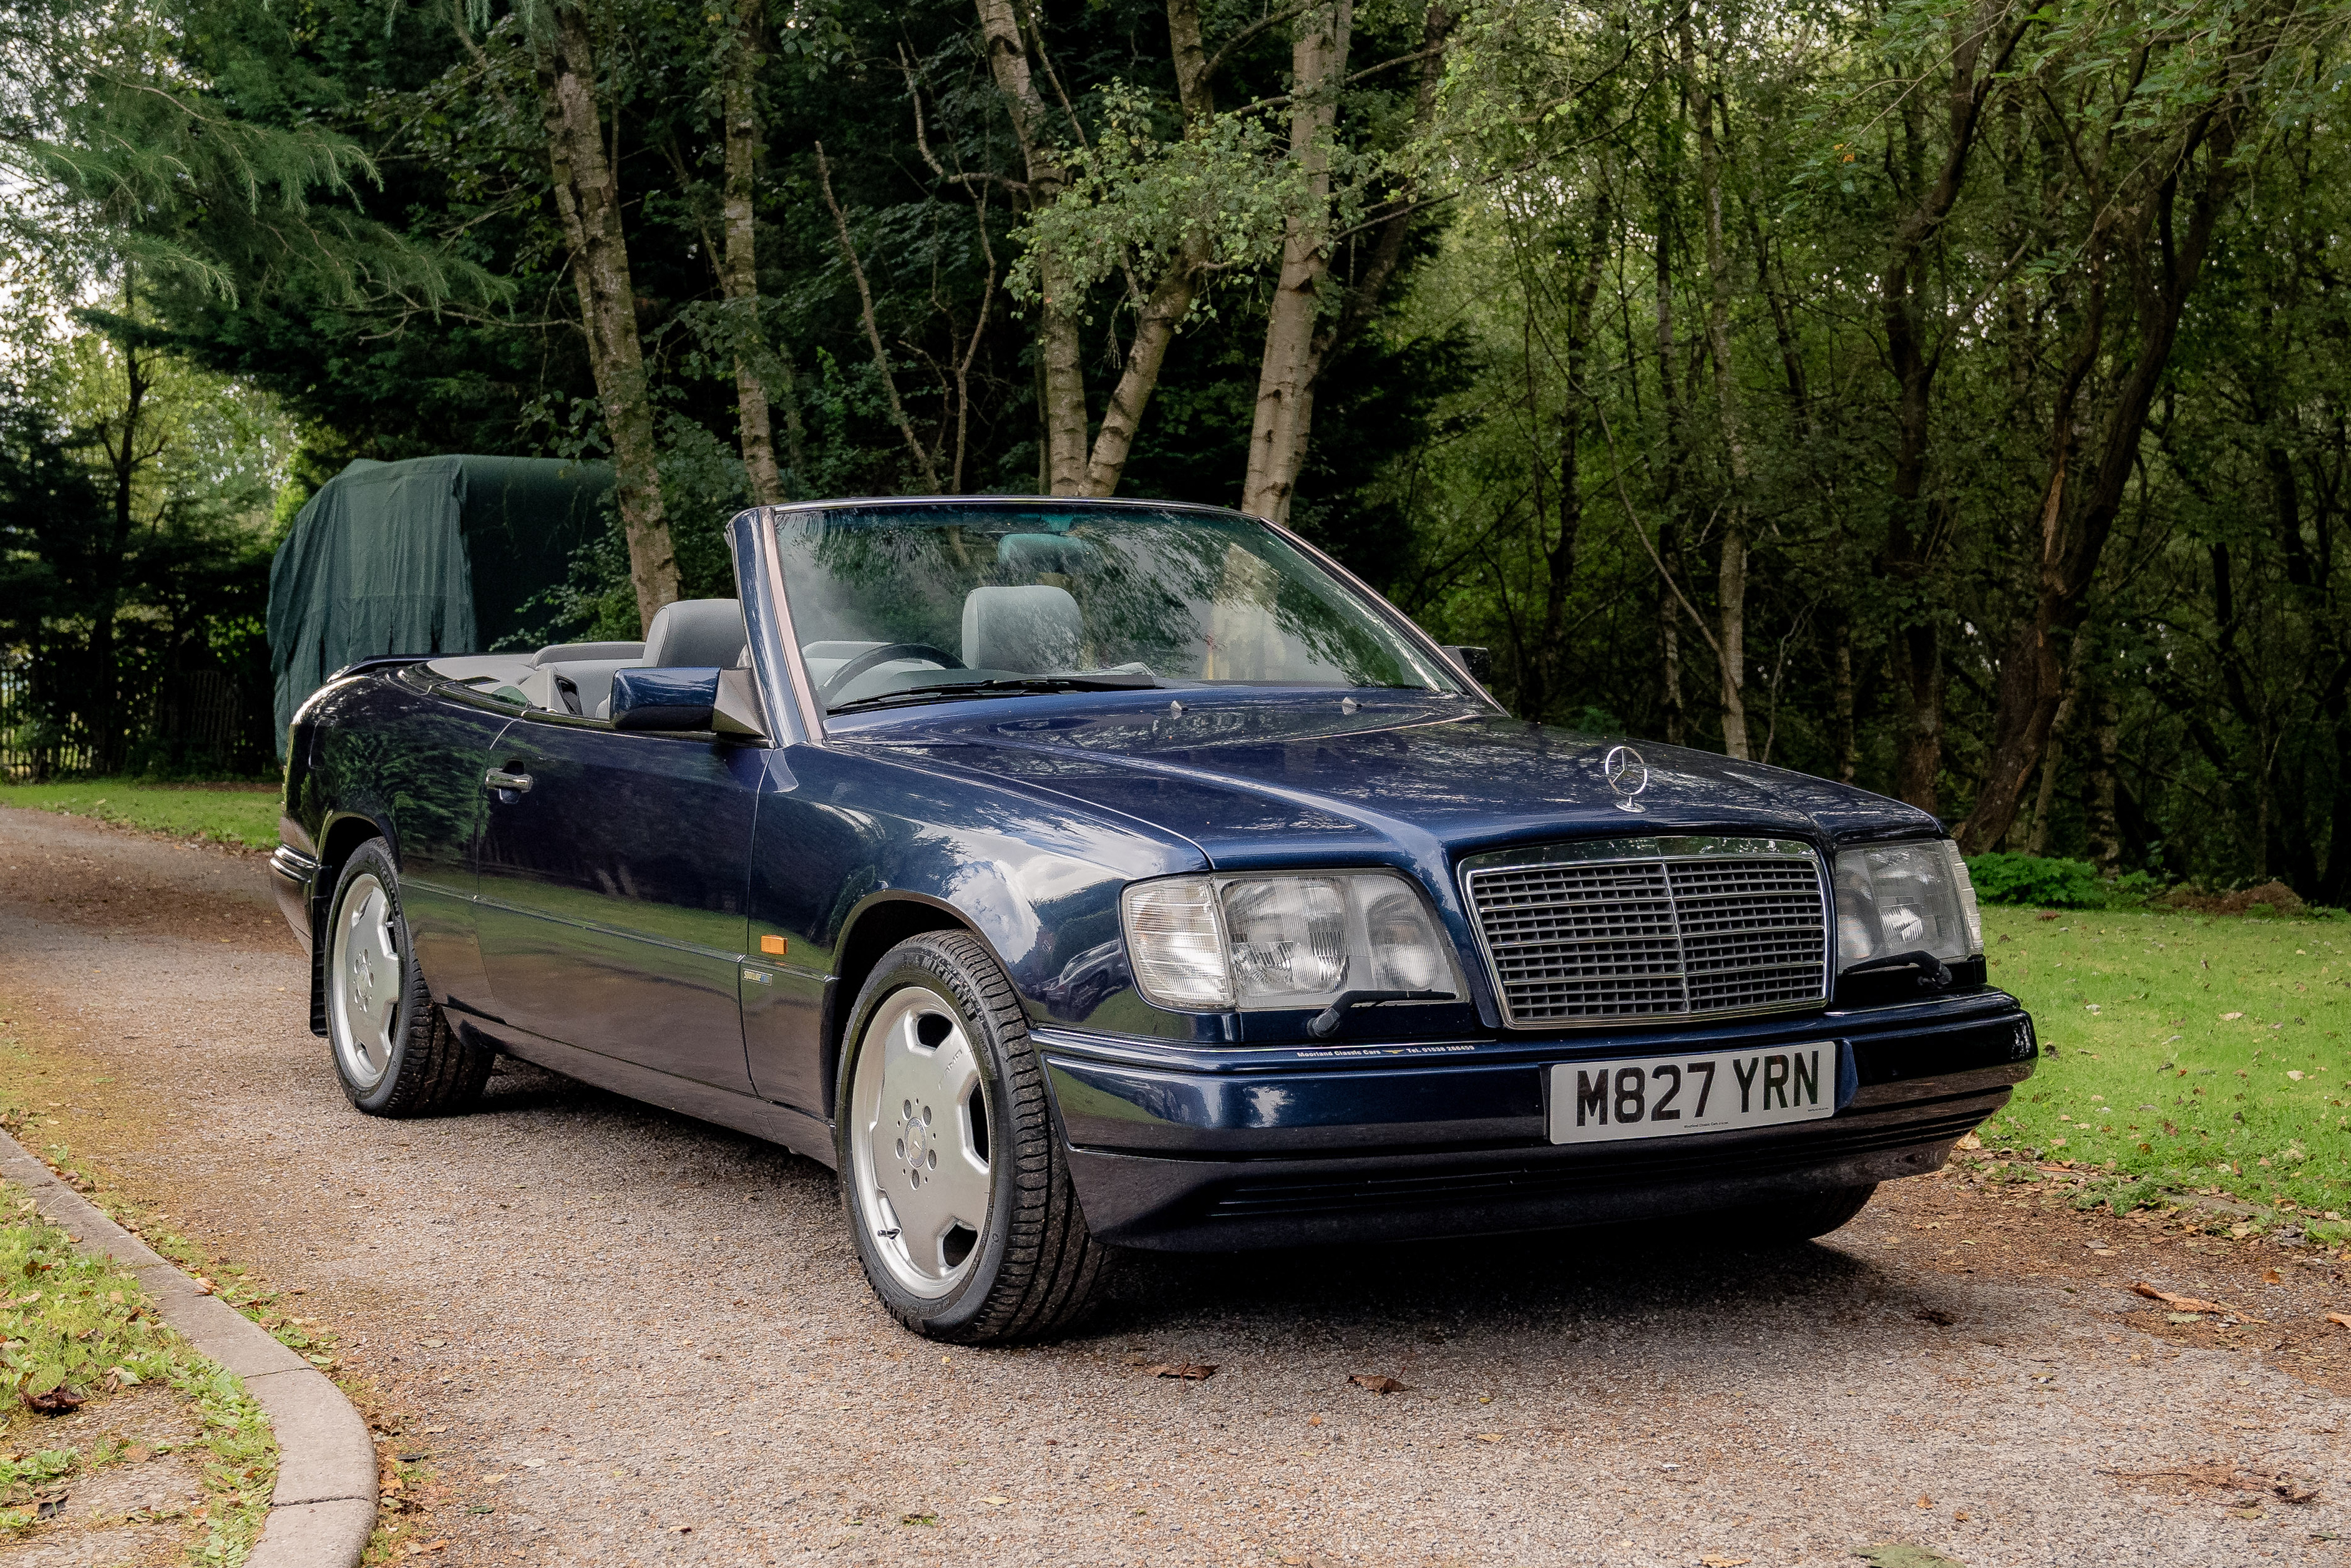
[772,505,1457,711]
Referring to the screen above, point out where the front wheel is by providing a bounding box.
[835,931,1109,1342]
[323,839,495,1117]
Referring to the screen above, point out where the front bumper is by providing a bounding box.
[1039,992,2034,1251]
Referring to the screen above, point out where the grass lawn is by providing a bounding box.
[1981,903,2351,1240]
[0,780,279,850]
[0,1184,273,1555]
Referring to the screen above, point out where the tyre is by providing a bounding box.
[1716,1182,1879,1245]
[323,839,495,1117]
[835,930,1109,1342]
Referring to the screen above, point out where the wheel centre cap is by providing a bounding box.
[902,1111,930,1170]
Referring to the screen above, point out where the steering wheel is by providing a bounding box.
[814,642,965,707]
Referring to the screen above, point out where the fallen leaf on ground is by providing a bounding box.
[20,1385,80,1415]
[1954,1131,1982,1151]
[2265,1269,2283,1283]
[401,1542,447,1557]
[1476,1433,1504,1442]
[421,1425,447,1435]
[980,1496,1010,1507]
[1855,1544,1970,1568]
[1349,1374,1411,1395]
[191,1276,215,1295]
[477,1473,507,1484]
[668,1524,694,1534]
[1701,1557,1751,1567]
[1144,1363,1215,1380]
[2132,1281,2232,1313]
[2324,1313,2351,1330]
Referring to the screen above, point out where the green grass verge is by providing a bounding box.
[0,781,279,850]
[1982,903,2351,1242]
[0,1182,274,1562]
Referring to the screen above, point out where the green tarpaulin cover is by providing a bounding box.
[268,455,614,752]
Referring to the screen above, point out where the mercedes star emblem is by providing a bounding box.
[1602,744,1650,813]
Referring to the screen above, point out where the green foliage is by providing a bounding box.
[1980,906,2351,1237]
[1967,854,2108,909]
[1010,82,1297,315]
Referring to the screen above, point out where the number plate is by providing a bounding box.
[1546,1043,1837,1144]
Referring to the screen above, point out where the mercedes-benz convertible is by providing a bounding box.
[269,497,2036,1342]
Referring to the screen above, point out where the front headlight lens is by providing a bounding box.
[1121,872,1461,1011]
[1833,840,1981,970]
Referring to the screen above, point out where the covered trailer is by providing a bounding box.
[268,455,615,752]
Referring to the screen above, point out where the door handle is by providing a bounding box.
[484,769,533,795]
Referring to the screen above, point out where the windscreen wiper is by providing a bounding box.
[827,671,1160,714]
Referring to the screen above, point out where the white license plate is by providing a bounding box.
[1547,1043,1837,1144]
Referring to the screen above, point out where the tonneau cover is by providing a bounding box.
[266,455,613,752]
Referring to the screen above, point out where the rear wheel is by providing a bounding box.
[836,930,1108,1342]
[324,839,494,1117]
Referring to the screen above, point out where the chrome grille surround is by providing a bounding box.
[1460,836,1828,1029]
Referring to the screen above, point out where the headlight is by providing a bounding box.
[1833,840,1980,970]
[1121,872,1462,1011]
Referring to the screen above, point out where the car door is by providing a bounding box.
[472,711,761,1092]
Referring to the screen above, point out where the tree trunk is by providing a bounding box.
[1653,62,1687,748]
[975,0,1087,495]
[1242,1,1351,523]
[1829,611,1856,782]
[537,1,677,631]
[1959,114,2241,852]
[719,14,784,507]
[90,332,149,769]
[2025,640,2085,856]
[1874,0,2022,809]
[1685,21,1750,760]
[2085,682,2121,872]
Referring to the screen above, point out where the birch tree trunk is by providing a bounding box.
[1242,0,1351,523]
[1685,18,1750,759]
[719,13,785,507]
[536,1,678,631]
[974,0,1086,495]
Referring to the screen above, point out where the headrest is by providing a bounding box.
[962,585,1083,674]
[643,598,746,670]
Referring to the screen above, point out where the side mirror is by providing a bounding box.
[1442,645,1493,684]
[611,667,719,731]
[610,667,767,736]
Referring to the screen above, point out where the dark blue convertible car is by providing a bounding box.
[270,498,2035,1341]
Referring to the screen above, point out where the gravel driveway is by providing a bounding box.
[1,803,2345,1568]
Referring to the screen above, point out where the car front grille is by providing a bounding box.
[1463,837,1828,1027]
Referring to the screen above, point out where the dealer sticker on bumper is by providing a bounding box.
[1547,1043,1836,1145]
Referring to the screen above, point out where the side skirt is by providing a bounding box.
[472,1025,838,1170]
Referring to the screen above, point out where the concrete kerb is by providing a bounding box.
[0,1134,374,1568]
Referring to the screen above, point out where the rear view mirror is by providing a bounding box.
[610,667,767,736]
